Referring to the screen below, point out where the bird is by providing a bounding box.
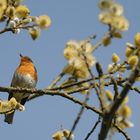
[4,54,38,124]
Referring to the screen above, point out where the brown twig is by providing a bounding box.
[0,86,102,115]
[111,76,119,101]
[96,62,106,111]
[84,116,101,140]
[114,124,132,140]
[47,72,65,89]
[68,91,90,140]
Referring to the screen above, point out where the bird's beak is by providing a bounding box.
[19,53,23,58]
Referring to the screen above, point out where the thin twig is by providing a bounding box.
[111,76,119,101]
[0,24,38,34]
[114,124,132,140]
[119,83,140,94]
[68,91,90,140]
[0,109,14,114]
[47,72,65,89]
[84,116,101,140]
[96,62,106,111]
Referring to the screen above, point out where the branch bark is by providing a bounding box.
[98,60,140,140]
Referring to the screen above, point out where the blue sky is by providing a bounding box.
[0,0,140,140]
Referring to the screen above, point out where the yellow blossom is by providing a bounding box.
[79,41,93,53]
[99,11,112,25]
[119,105,132,118]
[125,46,134,57]
[85,54,96,67]
[52,131,64,140]
[118,119,134,129]
[103,36,111,46]
[107,63,118,73]
[29,28,40,40]
[6,6,15,19]
[0,0,7,20]
[16,103,25,111]
[63,129,74,140]
[64,40,79,60]
[62,129,70,137]
[16,5,30,18]
[105,90,113,101]
[134,32,140,47]
[112,15,129,31]
[112,53,120,63]
[122,120,134,128]
[118,66,126,73]
[98,0,113,10]
[8,97,17,109]
[110,3,124,16]
[63,65,75,75]
[74,67,90,79]
[37,15,51,29]
[127,55,138,68]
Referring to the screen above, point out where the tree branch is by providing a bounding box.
[98,59,140,140]
[0,86,102,115]
[114,124,132,140]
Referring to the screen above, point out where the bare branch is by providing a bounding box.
[114,124,132,140]
[84,116,101,140]
[96,62,106,111]
[0,86,102,115]
[111,76,119,101]
[47,72,65,89]
[68,91,90,140]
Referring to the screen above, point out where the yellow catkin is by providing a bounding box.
[127,55,138,68]
[105,90,113,101]
[119,105,132,118]
[125,47,134,57]
[52,131,64,140]
[37,15,51,29]
[16,5,30,18]
[6,6,15,19]
[8,97,17,109]
[134,32,140,47]
[29,28,40,40]
[112,53,120,63]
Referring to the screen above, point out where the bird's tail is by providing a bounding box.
[4,111,15,124]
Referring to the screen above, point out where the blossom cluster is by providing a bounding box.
[98,0,129,31]
[0,97,24,113]
[107,32,140,74]
[52,129,74,140]
[63,40,96,79]
[0,0,51,40]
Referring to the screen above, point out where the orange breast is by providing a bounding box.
[16,62,37,81]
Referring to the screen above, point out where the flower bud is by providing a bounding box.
[6,6,15,19]
[112,53,120,63]
[134,32,140,47]
[119,105,132,118]
[127,55,138,68]
[37,15,51,29]
[29,27,40,40]
[105,90,113,101]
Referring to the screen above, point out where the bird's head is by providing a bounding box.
[19,54,33,63]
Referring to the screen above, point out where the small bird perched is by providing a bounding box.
[5,54,38,124]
